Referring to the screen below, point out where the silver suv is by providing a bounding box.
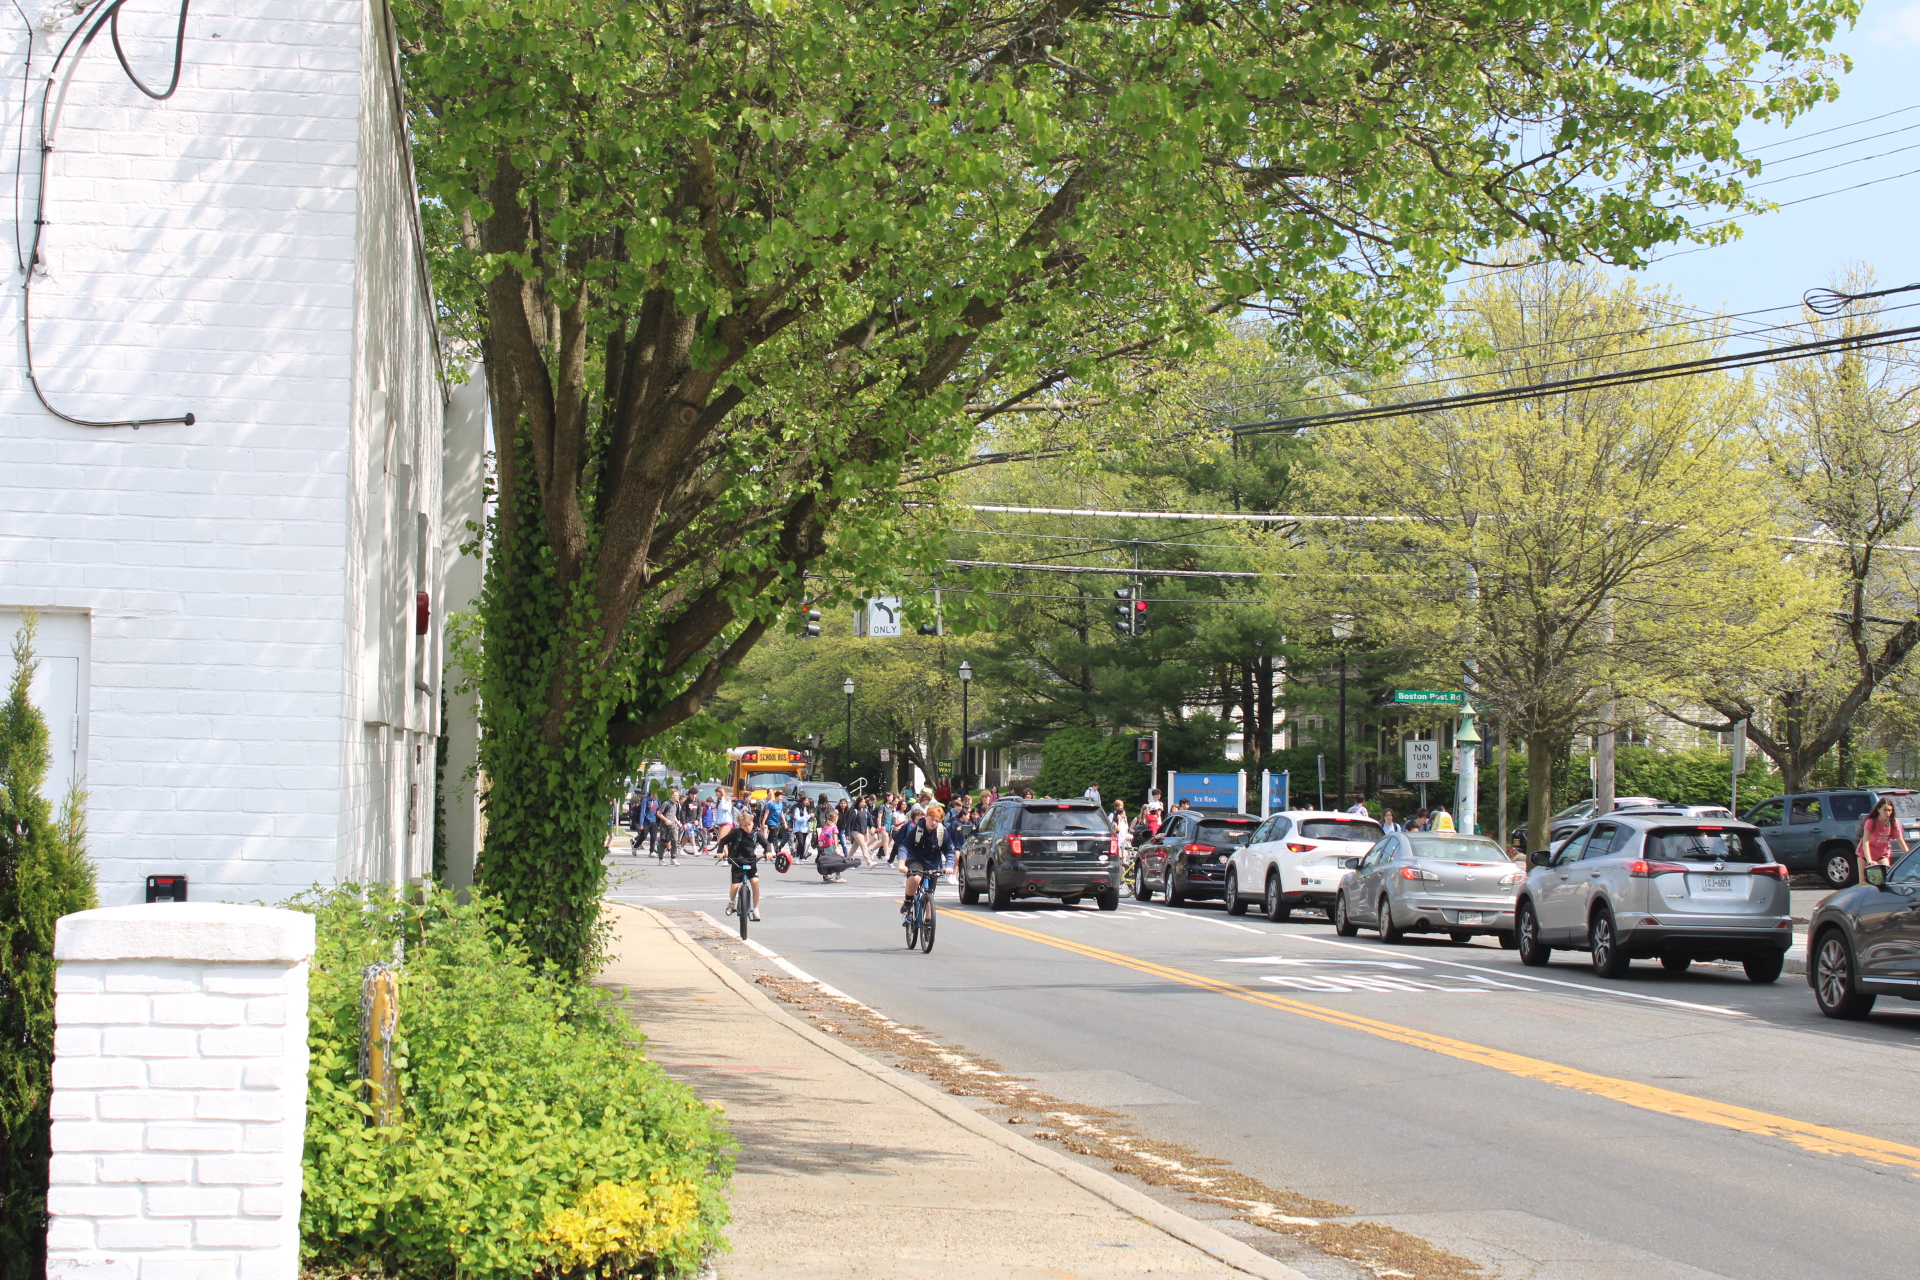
[1740,788,1920,888]
[1513,813,1792,982]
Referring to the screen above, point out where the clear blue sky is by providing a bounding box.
[1630,2,1920,314]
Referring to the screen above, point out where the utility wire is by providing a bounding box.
[1226,323,1920,435]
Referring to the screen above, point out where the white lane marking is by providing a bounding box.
[1259,971,1528,994]
[1219,958,1423,969]
[1278,933,1748,1017]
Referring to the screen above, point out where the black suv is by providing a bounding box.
[1134,811,1261,906]
[959,799,1120,910]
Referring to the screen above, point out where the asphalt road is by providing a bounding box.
[607,851,1920,1280]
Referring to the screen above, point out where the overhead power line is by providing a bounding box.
[1226,322,1920,435]
[954,506,1920,555]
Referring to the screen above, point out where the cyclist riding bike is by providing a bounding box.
[724,813,762,921]
[899,809,944,914]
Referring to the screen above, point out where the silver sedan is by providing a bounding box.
[1334,832,1524,945]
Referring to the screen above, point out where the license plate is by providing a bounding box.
[1057,841,1077,853]
[1700,876,1733,892]
[1456,911,1484,924]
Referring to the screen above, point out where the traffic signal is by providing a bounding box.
[1134,735,1153,764]
[803,607,822,638]
[1113,586,1136,637]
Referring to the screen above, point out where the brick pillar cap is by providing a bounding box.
[55,903,316,964]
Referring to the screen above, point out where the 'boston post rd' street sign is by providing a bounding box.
[1392,690,1464,705]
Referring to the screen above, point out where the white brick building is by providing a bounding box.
[0,1,485,907]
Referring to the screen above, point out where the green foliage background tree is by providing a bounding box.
[1675,279,1920,792]
[1307,265,1816,848]
[0,618,96,1280]
[402,0,1852,967]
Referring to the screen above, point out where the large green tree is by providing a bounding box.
[401,0,1853,967]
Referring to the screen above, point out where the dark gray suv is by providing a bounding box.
[1740,788,1920,888]
[958,799,1120,910]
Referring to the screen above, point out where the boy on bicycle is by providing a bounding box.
[899,808,943,913]
[724,812,763,921]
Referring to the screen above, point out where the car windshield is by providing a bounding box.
[1409,835,1509,862]
[1644,827,1767,864]
[1196,818,1259,845]
[1297,818,1384,842]
[746,773,796,790]
[1882,792,1920,826]
[1551,802,1591,821]
[1020,807,1109,834]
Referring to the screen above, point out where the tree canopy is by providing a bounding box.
[400,0,1856,966]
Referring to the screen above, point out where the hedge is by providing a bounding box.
[295,886,732,1279]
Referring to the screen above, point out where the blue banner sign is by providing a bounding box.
[1266,771,1289,814]
[1170,772,1241,812]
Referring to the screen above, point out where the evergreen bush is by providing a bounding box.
[295,886,731,1279]
[1032,728,1149,801]
[0,617,97,1280]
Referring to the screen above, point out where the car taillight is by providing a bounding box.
[1627,860,1690,877]
[1499,870,1524,887]
[1110,834,1120,856]
[1398,866,1439,881]
[1286,842,1315,853]
[1751,864,1789,880]
[1008,834,1023,856]
[1184,843,1212,854]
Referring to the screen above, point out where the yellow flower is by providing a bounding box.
[536,1172,701,1273]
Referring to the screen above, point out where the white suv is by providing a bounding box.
[1225,810,1385,921]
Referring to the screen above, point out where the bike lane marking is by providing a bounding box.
[951,911,1920,1175]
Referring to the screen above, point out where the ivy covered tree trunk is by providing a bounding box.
[0,617,97,1280]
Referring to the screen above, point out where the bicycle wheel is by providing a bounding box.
[903,903,919,950]
[920,890,936,953]
[738,882,751,941]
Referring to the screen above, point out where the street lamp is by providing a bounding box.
[958,662,973,794]
[1454,701,1482,835]
[1331,617,1353,810]
[843,677,855,784]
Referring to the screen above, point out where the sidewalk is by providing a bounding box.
[598,903,1304,1280]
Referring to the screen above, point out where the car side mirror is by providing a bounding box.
[1867,865,1890,888]
[1528,850,1552,869]
[1341,857,1361,870]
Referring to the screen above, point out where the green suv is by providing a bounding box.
[1740,788,1920,888]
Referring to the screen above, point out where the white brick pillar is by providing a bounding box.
[45,905,317,1280]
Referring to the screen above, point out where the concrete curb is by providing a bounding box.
[623,903,1311,1280]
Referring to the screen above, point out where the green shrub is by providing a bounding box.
[0,617,97,1280]
[295,886,731,1279]
[1032,728,1148,801]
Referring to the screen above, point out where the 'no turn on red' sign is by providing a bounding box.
[1404,739,1440,782]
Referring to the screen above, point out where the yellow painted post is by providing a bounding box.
[359,962,400,1127]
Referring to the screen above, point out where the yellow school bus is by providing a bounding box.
[728,747,810,799]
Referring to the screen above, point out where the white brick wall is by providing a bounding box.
[0,2,451,904]
[48,903,316,1280]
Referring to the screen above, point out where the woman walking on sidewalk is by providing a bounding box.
[1857,796,1909,882]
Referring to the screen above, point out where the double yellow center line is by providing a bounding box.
[955,912,1920,1173]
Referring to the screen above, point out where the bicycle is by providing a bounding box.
[735,878,756,940]
[903,871,937,953]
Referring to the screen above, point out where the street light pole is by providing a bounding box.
[843,677,854,784]
[958,661,973,794]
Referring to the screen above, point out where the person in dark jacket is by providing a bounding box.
[900,809,944,913]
